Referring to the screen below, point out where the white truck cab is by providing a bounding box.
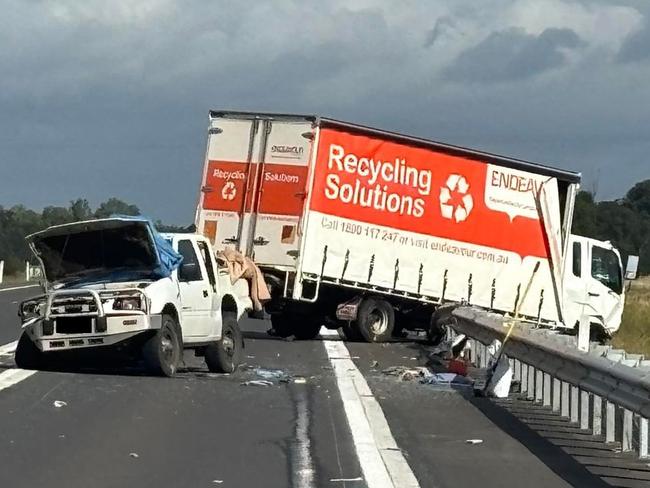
[563,234,625,338]
[16,217,252,376]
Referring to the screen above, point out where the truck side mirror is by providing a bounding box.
[625,255,639,280]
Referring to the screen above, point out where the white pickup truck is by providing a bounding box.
[16,217,252,376]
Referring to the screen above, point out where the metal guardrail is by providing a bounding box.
[452,306,650,459]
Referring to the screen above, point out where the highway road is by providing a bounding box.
[0,285,648,488]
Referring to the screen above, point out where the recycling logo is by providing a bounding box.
[439,174,473,223]
[221,181,237,201]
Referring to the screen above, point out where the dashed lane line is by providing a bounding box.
[0,340,18,356]
[320,327,422,488]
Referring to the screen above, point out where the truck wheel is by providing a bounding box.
[205,314,243,373]
[356,298,395,343]
[269,314,294,338]
[341,321,363,342]
[143,314,182,377]
[293,317,322,340]
[14,332,42,370]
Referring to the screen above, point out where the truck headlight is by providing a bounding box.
[113,297,144,311]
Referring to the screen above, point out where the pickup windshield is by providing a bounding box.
[33,222,157,283]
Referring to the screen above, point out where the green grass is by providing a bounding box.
[611,276,650,355]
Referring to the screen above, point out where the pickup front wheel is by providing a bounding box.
[205,314,243,373]
[143,314,182,377]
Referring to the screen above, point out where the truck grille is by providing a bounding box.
[55,317,93,334]
[50,296,98,315]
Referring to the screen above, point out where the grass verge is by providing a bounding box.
[611,276,650,355]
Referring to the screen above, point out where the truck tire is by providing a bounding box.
[142,314,182,377]
[14,332,42,370]
[293,317,322,340]
[356,298,395,343]
[341,321,363,342]
[269,314,294,338]
[205,314,243,373]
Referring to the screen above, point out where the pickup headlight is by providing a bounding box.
[113,296,145,311]
[19,298,45,320]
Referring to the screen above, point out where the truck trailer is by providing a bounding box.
[194,111,625,342]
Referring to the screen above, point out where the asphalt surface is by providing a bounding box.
[0,286,648,488]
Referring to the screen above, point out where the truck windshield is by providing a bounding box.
[591,246,623,294]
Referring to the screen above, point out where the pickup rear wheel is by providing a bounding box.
[14,332,42,370]
[205,314,243,373]
[143,314,182,377]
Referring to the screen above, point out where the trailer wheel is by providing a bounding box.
[142,314,182,377]
[356,298,395,343]
[205,314,243,373]
[14,332,42,370]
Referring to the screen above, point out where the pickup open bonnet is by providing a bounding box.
[26,217,183,286]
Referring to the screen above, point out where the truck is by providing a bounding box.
[193,110,626,342]
[16,217,252,376]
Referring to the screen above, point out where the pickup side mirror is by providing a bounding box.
[179,262,202,282]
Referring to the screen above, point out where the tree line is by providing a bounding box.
[0,198,193,275]
[1,180,649,277]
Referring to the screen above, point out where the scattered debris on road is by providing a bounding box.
[466,439,483,445]
[129,452,139,458]
[382,366,431,381]
[293,377,307,384]
[241,380,274,387]
[212,480,224,484]
[330,477,364,482]
[53,400,67,408]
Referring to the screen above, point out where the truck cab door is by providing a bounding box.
[586,243,625,333]
[176,239,212,338]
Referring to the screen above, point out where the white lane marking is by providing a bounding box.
[0,340,18,355]
[321,327,421,488]
[0,284,39,292]
[0,368,36,392]
[292,388,315,488]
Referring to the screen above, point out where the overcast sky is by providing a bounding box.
[1,0,649,223]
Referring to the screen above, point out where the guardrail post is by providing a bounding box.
[513,359,521,383]
[580,390,589,430]
[552,378,561,412]
[570,386,579,423]
[0,260,4,284]
[606,402,616,443]
[622,410,633,451]
[577,315,589,352]
[535,369,543,403]
[593,395,602,436]
[543,373,551,407]
[521,363,529,396]
[640,418,649,458]
[25,260,29,281]
[527,365,535,401]
[561,382,570,418]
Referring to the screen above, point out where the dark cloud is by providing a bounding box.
[617,16,650,62]
[444,27,582,82]
[0,1,648,224]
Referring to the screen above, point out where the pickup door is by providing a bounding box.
[176,238,218,338]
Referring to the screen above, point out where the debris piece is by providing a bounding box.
[212,480,224,484]
[241,380,273,387]
[447,358,468,376]
[53,400,67,408]
[382,366,432,381]
[254,368,291,383]
[466,439,483,445]
[421,373,473,388]
[129,452,139,458]
[371,360,379,368]
[293,377,307,384]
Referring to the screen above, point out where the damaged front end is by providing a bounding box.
[19,217,175,352]
[19,288,162,352]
